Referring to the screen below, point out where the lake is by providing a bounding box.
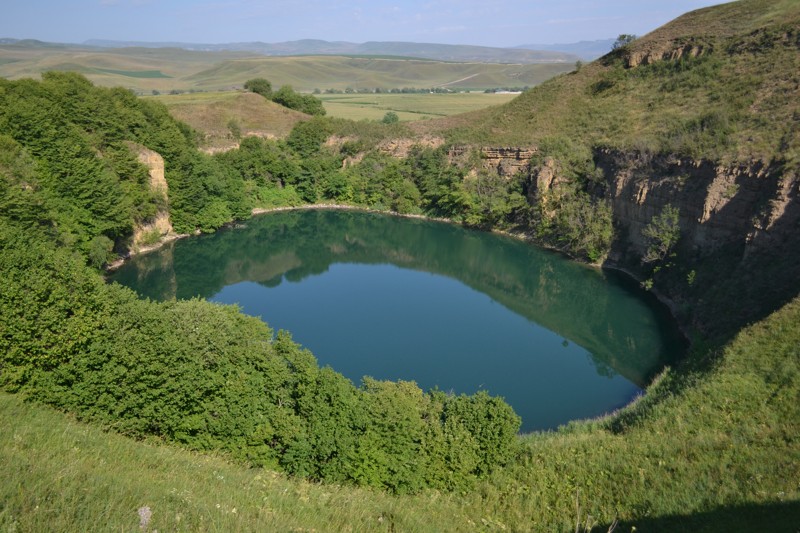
[110,209,684,432]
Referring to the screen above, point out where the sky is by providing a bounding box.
[2,0,728,47]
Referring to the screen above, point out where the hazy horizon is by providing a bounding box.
[3,0,727,49]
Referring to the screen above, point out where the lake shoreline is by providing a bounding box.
[107,202,689,347]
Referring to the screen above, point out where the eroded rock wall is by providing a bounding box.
[592,149,799,336]
[593,150,798,264]
[131,145,174,247]
[447,146,537,177]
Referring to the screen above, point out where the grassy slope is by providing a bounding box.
[0,45,253,93]
[417,0,800,167]
[0,43,574,93]
[148,91,516,148]
[318,92,518,121]
[2,293,797,531]
[0,45,572,93]
[149,91,309,150]
[185,56,573,92]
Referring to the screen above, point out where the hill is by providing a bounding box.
[426,0,799,161]
[150,91,310,152]
[0,41,575,93]
[184,55,573,92]
[410,0,800,340]
[84,37,579,64]
[515,38,617,60]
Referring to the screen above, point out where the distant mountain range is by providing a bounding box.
[0,37,615,64]
[76,38,582,64]
[514,39,616,60]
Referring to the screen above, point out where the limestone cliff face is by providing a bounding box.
[378,136,445,158]
[624,40,709,68]
[508,146,800,335]
[592,150,798,265]
[131,145,174,247]
[591,149,799,336]
[447,146,537,177]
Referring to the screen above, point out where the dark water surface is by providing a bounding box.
[110,209,684,432]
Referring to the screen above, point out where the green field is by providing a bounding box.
[94,67,172,79]
[0,43,574,93]
[318,92,518,121]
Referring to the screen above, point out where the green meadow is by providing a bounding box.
[318,92,519,121]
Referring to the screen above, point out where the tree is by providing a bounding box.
[612,34,637,50]
[244,78,273,99]
[642,205,681,263]
[272,85,326,116]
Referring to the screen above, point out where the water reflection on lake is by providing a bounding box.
[110,209,684,431]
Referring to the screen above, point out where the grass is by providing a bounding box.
[416,0,800,167]
[0,42,574,94]
[184,56,574,93]
[147,91,308,150]
[318,92,518,121]
[144,91,515,149]
[93,67,172,79]
[2,289,798,531]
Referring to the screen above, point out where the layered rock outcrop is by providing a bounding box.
[592,150,798,264]
[447,146,537,176]
[131,145,174,248]
[624,40,709,68]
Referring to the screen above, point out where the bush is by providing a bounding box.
[382,111,400,124]
[243,78,273,99]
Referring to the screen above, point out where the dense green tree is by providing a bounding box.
[272,85,327,116]
[642,204,681,264]
[244,77,273,99]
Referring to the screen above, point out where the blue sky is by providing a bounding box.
[3,0,727,46]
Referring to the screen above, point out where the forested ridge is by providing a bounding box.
[0,73,530,493]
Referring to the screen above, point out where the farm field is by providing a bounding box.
[0,42,574,93]
[317,92,519,121]
[144,90,519,151]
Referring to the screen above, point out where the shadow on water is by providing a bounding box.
[110,209,686,429]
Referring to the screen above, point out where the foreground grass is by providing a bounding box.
[3,294,799,531]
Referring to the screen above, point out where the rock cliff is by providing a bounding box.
[498,145,799,337]
[447,145,537,177]
[590,150,798,336]
[131,145,174,248]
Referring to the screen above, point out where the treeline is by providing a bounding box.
[0,72,249,252]
[0,73,612,262]
[0,73,524,493]
[215,120,612,260]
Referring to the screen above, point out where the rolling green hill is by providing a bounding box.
[183,55,573,92]
[0,41,575,94]
[150,91,310,151]
[85,37,580,64]
[420,0,800,166]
